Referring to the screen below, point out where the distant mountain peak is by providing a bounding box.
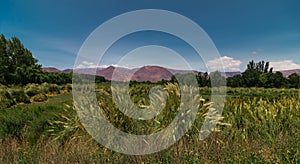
[42,67,61,73]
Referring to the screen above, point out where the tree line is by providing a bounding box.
[190,60,300,88]
[1,35,299,88]
[227,60,300,88]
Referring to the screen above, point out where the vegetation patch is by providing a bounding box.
[1,84,299,163]
[8,87,30,104]
[0,86,15,108]
[31,93,48,102]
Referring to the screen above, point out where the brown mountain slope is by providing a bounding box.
[42,67,61,73]
[131,66,173,82]
[280,69,300,77]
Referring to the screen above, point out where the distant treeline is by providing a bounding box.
[0,35,299,88]
[166,60,300,88]
[226,60,300,88]
[128,61,300,89]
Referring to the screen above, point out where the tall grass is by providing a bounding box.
[0,85,299,163]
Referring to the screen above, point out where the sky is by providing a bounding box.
[1,0,300,72]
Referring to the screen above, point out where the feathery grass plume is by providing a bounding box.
[48,104,88,143]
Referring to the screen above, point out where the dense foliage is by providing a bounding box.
[168,60,299,88]
[0,34,72,85]
[191,60,300,88]
[227,60,300,88]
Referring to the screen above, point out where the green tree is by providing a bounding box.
[242,69,260,87]
[95,75,106,83]
[0,35,10,84]
[209,71,226,87]
[288,73,300,88]
[258,72,272,87]
[268,72,286,88]
[242,60,274,87]
[196,72,210,87]
[0,34,41,85]
[227,74,244,87]
[247,60,272,73]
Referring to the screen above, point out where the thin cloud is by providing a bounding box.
[251,48,262,55]
[76,62,134,69]
[99,64,132,69]
[252,51,258,55]
[207,56,242,72]
[76,61,98,68]
[270,60,300,71]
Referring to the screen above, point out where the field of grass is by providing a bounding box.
[0,83,299,163]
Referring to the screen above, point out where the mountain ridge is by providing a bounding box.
[42,66,300,82]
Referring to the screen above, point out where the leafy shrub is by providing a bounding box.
[0,85,15,108]
[41,83,60,95]
[65,83,72,92]
[25,84,42,97]
[41,82,50,93]
[58,84,72,93]
[32,93,48,102]
[8,87,30,104]
[48,84,60,94]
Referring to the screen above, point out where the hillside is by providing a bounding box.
[42,66,300,82]
[280,69,300,77]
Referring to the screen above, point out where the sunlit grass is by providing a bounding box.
[0,84,299,163]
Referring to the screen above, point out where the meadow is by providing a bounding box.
[0,82,299,163]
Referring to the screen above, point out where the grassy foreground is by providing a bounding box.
[0,84,299,163]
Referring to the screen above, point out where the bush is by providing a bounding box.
[41,83,60,95]
[25,84,42,97]
[48,84,60,94]
[59,83,72,93]
[65,83,72,92]
[0,86,15,108]
[31,93,48,102]
[8,87,30,104]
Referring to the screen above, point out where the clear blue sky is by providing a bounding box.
[1,0,300,71]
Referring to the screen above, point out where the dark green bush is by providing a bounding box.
[41,83,60,95]
[0,86,15,108]
[8,87,30,104]
[25,84,42,97]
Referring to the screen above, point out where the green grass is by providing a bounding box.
[0,93,73,143]
[9,92,73,109]
[0,84,299,163]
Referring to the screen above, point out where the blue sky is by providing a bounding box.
[1,0,300,71]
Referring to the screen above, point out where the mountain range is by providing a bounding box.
[42,66,300,82]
